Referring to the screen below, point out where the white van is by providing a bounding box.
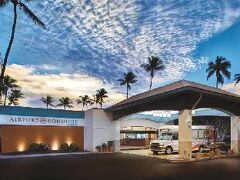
[150,125,208,154]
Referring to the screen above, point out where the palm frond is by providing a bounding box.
[18,2,46,29]
[221,68,231,80]
[206,70,215,80]
[0,0,9,7]
[217,73,224,85]
[234,74,240,85]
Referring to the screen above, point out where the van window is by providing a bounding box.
[198,130,205,139]
[192,130,198,139]
[172,134,178,140]
[159,133,172,140]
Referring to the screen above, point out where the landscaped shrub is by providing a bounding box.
[60,143,69,151]
[39,143,49,152]
[69,143,79,151]
[29,143,49,152]
[29,143,40,152]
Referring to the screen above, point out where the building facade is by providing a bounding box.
[0,106,85,153]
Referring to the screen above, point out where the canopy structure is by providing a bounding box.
[107,80,240,120]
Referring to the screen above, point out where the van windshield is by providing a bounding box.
[159,133,173,140]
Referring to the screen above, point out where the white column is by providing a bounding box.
[231,116,240,154]
[178,110,192,159]
[113,121,121,152]
[84,109,118,152]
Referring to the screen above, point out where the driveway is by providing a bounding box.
[121,149,179,160]
[0,153,239,180]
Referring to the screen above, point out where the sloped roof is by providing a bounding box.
[108,80,240,111]
[0,106,84,119]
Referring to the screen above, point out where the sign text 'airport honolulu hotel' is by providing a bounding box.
[0,115,84,127]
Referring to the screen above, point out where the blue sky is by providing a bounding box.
[0,0,240,109]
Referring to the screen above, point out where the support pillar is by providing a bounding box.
[113,121,120,152]
[178,110,192,159]
[231,116,240,154]
[84,109,117,152]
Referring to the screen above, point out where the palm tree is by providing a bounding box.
[57,97,73,110]
[118,71,137,98]
[234,74,240,85]
[96,88,108,109]
[1,75,19,106]
[0,0,46,82]
[76,95,93,111]
[141,56,165,90]
[40,95,55,109]
[91,94,100,108]
[8,89,24,106]
[206,56,231,88]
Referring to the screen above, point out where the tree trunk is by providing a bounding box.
[47,104,48,109]
[149,76,153,90]
[3,89,8,106]
[1,4,18,81]
[216,72,219,88]
[126,84,128,99]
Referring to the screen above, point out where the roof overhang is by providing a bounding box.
[107,80,240,120]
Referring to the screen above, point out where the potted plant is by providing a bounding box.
[96,145,102,152]
[107,141,114,152]
[102,143,108,152]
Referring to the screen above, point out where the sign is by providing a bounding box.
[0,115,85,127]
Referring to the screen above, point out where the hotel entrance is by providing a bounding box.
[119,117,162,150]
[120,126,158,148]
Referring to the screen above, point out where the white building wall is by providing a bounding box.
[84,110,94,152]
[84,109,120,152]
[120,118,162,129]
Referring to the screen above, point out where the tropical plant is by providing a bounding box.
[96,88,108,109]
[118,71,137,98]
[141,56,165,90]
[57,97,73,110]
[91,94,100,108]
[234,74,240,85]
[206,56,231,88]
[76,95,93,111]
[1,75,19,105]
[40,95,55,109]
[8,89,24,105]
[0,0,46,82]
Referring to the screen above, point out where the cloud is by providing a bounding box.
[222,82,240,95]
[5,64,125,109]
[1,0,240,98]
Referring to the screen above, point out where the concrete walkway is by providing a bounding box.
[0,152,92,159]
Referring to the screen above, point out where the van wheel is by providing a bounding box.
[165,147,173,155]
[152,151,158,155]
[199,146,204,153]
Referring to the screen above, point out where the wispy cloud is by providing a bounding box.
[5,64,125,109]
[222,82,240,95]
[1,0,240,107]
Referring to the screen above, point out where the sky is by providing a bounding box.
[0,0,240,110]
